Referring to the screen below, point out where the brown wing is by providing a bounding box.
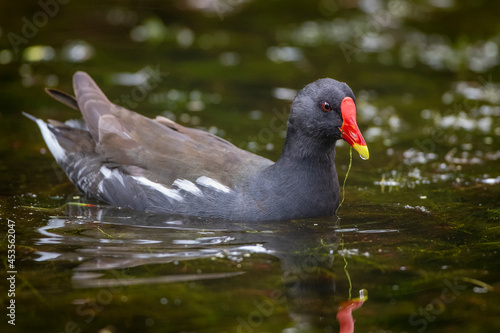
[71,71,272,187]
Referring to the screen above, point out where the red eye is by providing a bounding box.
[321,101,332,112]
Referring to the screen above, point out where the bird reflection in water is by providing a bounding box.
[337,289,368,333]
[34,203,368,331]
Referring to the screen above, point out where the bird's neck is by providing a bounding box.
[254,125,340,219]
[277,125,337,167]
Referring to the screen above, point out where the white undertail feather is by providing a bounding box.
[33,117,67,162]
[99,166,126,186]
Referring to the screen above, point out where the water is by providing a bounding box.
[1,0,499,332]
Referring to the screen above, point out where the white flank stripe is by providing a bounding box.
[99,166,112,178]
[36,120,66,162]
[113,172,125,187]
[98,180,105,193]
[99,166,126,187]
[132,176,183,201]
[173,179,203,197]
[196,176,231,193]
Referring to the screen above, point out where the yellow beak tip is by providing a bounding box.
[353,144,369,160]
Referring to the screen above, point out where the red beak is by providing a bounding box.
[339,97,369,160]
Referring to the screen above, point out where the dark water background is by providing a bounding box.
[0,0,499,332]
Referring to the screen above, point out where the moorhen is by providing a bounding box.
[26,72,368,221]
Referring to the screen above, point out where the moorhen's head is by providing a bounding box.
[288,78,369,159]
